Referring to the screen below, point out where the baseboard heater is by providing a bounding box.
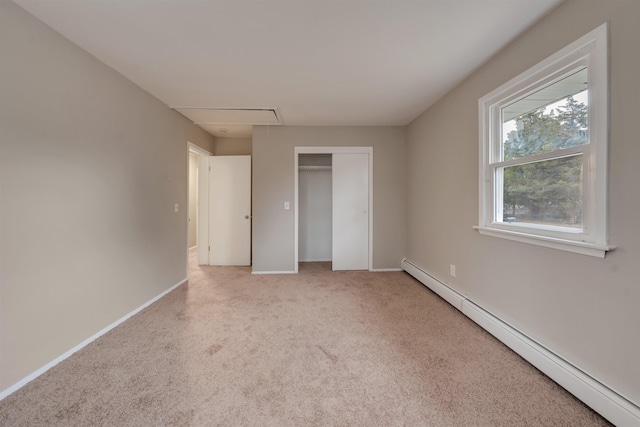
[401,258,640,427]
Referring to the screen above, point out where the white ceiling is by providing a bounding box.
[13,0,563,137]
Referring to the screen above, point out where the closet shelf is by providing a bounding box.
[298,165,332,171]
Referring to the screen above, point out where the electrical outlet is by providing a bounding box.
[450,264,456,278]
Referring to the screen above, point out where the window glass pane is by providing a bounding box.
[501,154,583,228]
[502,68,588,161]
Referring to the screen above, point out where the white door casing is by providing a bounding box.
[186,141,212,267]
[208,155,251,266]
[294,146,373,272]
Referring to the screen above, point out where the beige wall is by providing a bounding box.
[252,126,406,272]
[188,127,215,154]
[406,0,640,405]
[215,137,252,156]
[5,0,637,409]
[0,1,215,391]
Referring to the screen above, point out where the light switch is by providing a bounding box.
[174,203,179,213]
[284,201,290,210]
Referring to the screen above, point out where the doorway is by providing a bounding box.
[188,143,252,268]
[298,154,332,264]
[188,152,199,249]
[187,142,212,270]
[294,147,373,273]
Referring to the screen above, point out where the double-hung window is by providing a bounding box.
[477,23,612,257]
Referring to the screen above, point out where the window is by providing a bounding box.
[477,23,612,257]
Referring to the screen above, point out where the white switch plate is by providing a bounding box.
[174,203,179,213]
[284,201,290,210]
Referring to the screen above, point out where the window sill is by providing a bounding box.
[473,226,615,258]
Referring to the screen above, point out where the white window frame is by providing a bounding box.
[476,23,613,258]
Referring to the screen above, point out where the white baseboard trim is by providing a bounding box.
[251,270,296,275]
[400,258,640,426]
[370,268,403,272]
[0,277,188,401]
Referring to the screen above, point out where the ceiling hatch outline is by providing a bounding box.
[172,107,283,126]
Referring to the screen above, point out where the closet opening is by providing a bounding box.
[294,146,373,273]
[298,154,333,271]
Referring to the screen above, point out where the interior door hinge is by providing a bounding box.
[208,246,210,251]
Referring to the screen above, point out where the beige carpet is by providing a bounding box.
[0,250,610,426]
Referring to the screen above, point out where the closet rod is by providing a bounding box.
[298,165,332,171]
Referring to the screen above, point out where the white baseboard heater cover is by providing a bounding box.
[401,258,640,427]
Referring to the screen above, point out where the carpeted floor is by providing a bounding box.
[0,249,610,426]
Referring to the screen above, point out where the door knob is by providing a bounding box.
[245,215,250,219]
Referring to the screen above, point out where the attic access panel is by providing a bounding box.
[173,108,282,125]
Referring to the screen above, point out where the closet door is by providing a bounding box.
[332,153,369,270]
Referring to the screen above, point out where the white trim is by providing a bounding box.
[473,226,614,258]
[0,277,188,401]
[294,146,374,273]
[187,141,212,268]
[187,141,212,157]
[186,142,208,269]
[294,150,299,273]
[296,147,373,154]
[477,23,610,255]
[370,268,403,272]
[251,270,296,275]
[293,147,300,273]
[401,258,640,426]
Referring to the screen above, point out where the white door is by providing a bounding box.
[332,153,369,270]
[208,155,251,266]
